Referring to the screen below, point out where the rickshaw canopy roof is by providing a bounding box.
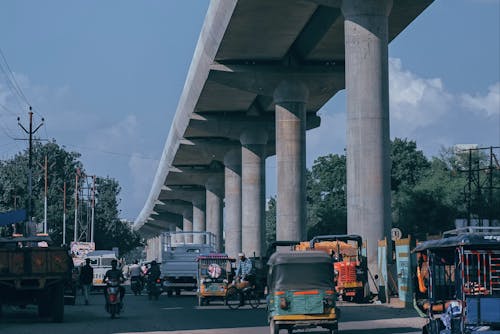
[413,233,500,253]
[267,251,334,291]
[267,250,332,266]
[196,253,235,261]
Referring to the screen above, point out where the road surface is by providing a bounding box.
[0,289,425,334]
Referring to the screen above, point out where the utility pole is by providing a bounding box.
[63,182,67,245]
[74,169,79,242]
[17,108,44,235]
[37,155,55,234]
[91,175,96,243]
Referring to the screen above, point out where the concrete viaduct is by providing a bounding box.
[133,0,433,277]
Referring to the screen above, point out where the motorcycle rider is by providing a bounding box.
[129,259,144,293]
[146,260,161,295]
[103,259,126,306]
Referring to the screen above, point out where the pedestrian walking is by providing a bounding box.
[80,258,94,305]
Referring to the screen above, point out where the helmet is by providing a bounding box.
[238,252,245,258]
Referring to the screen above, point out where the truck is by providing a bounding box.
[0,235,73,322]
[152,231,215,296]
[296,234,370,303]
[85,250,119,289]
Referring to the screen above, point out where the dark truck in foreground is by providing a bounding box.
[0,235,73,322]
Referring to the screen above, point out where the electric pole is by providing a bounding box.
[17,108,44,235]
[63,182,67,245]
[91,175,96,243]
[37,155,55,234]
[74,169,79,242]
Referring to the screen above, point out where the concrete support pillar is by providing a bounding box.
[240,129,267,258]
[193,196,206,244]
[342,0,393,281]
[224,149,242,258]
[274,80,309,242]
[174,226,183,244]
[206,176,224,252]
[183,208,193,243]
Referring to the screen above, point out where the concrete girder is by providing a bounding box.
[158,187,206,244]
[185,112,321,139]
[158,187,206,204]
[207,62,344,99]
[173,137,275,166]
[138,224,164,238]
[166,162,224,187]
[150,206,184,229]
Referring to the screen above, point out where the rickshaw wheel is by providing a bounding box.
[269,319,279,334]
[226,287,241,310]
[247,289,260,309]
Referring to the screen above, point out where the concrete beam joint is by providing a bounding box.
[341,0,393,17]
[240,129,268,146]
[274,79,309,104]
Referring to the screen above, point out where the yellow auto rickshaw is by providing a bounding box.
[267,250,339,334]
[196,254,234,306]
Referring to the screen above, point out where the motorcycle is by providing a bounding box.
[105,279,123,318]
[147,277,163,300]
[130,276,144,296]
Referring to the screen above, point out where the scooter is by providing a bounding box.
[130,276,144,296]
[147,277,163,300]
[105,279,123,318]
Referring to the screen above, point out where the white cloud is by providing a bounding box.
[389,58,454,137]
[461,82,500,117]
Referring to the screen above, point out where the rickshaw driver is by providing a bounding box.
[235,252,255,288]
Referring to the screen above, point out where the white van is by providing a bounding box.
[86,250,118,288]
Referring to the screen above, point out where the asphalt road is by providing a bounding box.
[0,289,425,334]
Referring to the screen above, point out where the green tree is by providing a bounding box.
[391,138,430,192]
[306,154,347,237]
[0,142,141,255]
[265,196,276,247]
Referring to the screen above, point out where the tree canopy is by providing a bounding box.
[0,141,141,255]
[266,138,498,243]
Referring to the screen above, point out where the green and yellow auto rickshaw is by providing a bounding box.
[196,253,234,306]
[267,251,339,334]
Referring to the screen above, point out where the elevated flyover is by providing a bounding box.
[134,0,434,278]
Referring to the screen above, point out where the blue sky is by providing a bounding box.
[0,0,499,221]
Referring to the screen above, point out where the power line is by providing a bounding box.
[0,103,17,117]
[0,47,46,124]
[0,47,30,106]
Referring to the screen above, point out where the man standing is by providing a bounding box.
[80,258,94,305]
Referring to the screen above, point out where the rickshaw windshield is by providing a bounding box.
[267,251,334,292]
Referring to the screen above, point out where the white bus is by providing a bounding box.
[86,250,118,288]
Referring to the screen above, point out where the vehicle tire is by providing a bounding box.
[110,304,117,319]
[248,290,260,309]
[51,283,65,323]
[226,287,241,310]
[269,319,279,334]
[38,290,51,317]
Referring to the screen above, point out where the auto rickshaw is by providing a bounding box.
[196,253,234,306]
[267,250,339,334]
[412,227,500,333]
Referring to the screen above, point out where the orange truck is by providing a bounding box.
[0,235,73,321]
[297,235,369,302]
